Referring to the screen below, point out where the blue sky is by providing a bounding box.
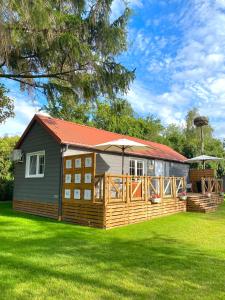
[1,0,225,138]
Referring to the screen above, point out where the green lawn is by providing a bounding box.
[1,203,225,300]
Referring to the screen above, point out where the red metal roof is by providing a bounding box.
[16,114,187,163]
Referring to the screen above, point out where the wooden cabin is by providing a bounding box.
[13,114,223,229]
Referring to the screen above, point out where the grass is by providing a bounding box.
[0,203,225,300]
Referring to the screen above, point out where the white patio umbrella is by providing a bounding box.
[94,138,151,174]
[185,155,223,169]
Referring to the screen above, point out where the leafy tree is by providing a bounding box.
[0,136,19,201]
[91,98,134,133]
[0,0,134,121]
[91,98,164,141]
[45,92,91,124]
[163,124,185,153]
[0,84,14,123]
[127,116,164,142]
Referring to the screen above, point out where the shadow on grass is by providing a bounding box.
[0,202,225,299]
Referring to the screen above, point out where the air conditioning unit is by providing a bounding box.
[11,149,23,162]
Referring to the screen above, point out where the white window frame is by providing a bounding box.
[25,151,45,178]
[129,159,144,176]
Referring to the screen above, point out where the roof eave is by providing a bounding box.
[62,142,187,163]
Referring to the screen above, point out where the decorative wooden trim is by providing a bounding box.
[63,153,96,202]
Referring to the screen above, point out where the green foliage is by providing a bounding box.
[1,202,225,299]
[47,97,164,142]
[163,108,225,174]
[91,98,134,134]
[0,84,14,123]
[45,92,91,124]
[0,136,19,200]
[0,0,134,121]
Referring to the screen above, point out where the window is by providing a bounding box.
[66,159,72,169]
[129,160,136,176]
[129,159,144,176]
[25,151,45,178]
[137,161,144,176]
[147,160,155,176]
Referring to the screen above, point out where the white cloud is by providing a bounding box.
[129,0,225,139]
[126,81,190,126]
[0,97,40,137]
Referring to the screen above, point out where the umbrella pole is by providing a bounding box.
[203,160,205,169]
[122,147,125,175]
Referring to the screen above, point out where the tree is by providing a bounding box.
[0,84,14,123]
[0,0,134,120]
[92,98,134,133]
[163,124,185,153]
[0,136,19,201]
[45,92,91,124]
[92,98,164,141]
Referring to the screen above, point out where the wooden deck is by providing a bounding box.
[61,173,187,228]
[13,173,224,229]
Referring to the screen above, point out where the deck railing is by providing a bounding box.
[201,177,223,194]
[94,174,186,204]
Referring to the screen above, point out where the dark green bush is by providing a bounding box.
[0,179,14,201]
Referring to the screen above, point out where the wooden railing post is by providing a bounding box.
[126,175,129,203]
[208,178,211,193]
[172,176,176,198]
[103,173,108,207]
[160,176,164,199]
[144,176,148,202]
[127,176,131,203]
[201,178,205,194]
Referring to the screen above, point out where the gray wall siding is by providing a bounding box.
[169,162,189,178]
[96,153,150,175]
[14,122,61,203]
[58,145,189,178]
[96,153,189,178]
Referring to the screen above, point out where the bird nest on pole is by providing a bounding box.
[194,116,209,127]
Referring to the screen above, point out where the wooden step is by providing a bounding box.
[187,193,223,213]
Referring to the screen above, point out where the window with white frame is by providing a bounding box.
[129,159,144,176]
[25,151,45,178]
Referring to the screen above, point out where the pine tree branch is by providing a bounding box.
[8,77,44,89]
[0,66,87,79]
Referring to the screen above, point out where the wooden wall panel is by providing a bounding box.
[105,198,186,229]
[13,200,58,219]
[62,201,104,228]
[189,169,215,181]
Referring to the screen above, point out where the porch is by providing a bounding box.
[61,153,223,228]
[62,174,187,228]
